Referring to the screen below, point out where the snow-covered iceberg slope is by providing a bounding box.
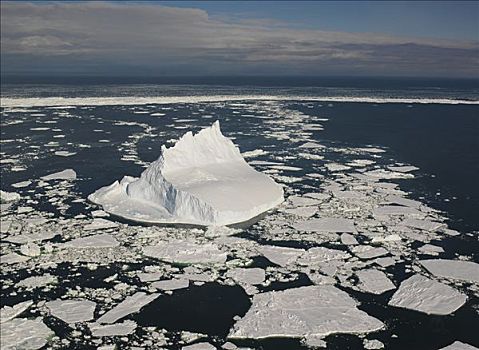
[89,121,284,226]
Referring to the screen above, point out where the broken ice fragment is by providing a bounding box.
[46,299,96,324]
[297,247,350,265]
[293,218,356,233]
[420,259,479,283]
[340,233,359,245]
[356,269,395,294]
[0,190,20,203]
[0,301,33,323]
[89,320,137,337]
[17,274,58,289]
[63,233,119,248]
[143,240,227,265]
[1,317,53,350]
[97,292,159,324]
[352,246,388,259]
[1,252,30,264]
[226,268,266,285]
[41,169,77,181]
[20,242,41,257]
[83,218,119,231]
[388,274,466,315]
[89,121,283,226]
[257,245,304,267]
[182,343,216,350]
[54,151,76,157]
[439,341,479,350]
[373,206,423,216]
[11,180,31,188]
[387,165,419,173]
[229,285,383,339]
[151,278,189,291]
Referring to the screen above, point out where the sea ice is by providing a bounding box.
[63,233,119,248]
[1,317,53,350]
[0,190,20,202]
[297,247,350,265]
[89,121,283,226]
[420,259,479,283]
[17,274,58,289]
[439,341,479,350]
[182,343,216,350]
[257,245,304,267]
[1,252,30,264]
[292,218,356,233]
[143,240,227,264]
[151,278,189,291]
[4,230,57,244]
[229,285,383,339]
[89,320,137,337]
[54,151,77,157]
[340,233,359,245]
[226,268,266,285]
[46,299,96,324]
[97,292,159,324]
[11,180,31,188]
[41,169,77,181]
[352,246,388,259]
[0,301,33,323]
[356,269,395,294]
[83,218,119,231]
[401,218,444,231]
[20,242,41,257]
[388,274,466,315]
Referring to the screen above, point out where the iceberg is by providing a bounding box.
[89,121,283,226]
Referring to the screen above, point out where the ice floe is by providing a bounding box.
[420,259,479,283]
[97,292,159,324]
[293,218,356,233]
[1,317,53,350]
[355,269,395,294]
[0,300,33,323]
[388,274,466,315]
[46,299,96,323]
[89,320,137,337]
[143,240,227,265]
[0,190,20,203]
[63,233,120,248]
[41,169,77,181]
[89,121,283,225]
[439,341,479,350]
[151,278,190,291]
[229,285,383,338]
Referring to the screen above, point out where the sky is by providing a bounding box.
[1,1,478,78]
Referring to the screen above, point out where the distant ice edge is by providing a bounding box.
[88,121,284,226]
[2,95,479,108]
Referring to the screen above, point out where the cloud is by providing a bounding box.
[1,1,478,77]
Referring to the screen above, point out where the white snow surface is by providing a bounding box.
[97,292,159,324]
[2,95,478,109]
[388,274,466,315]
[229,285,383,339]
[420,259,479,283]
[46,299,96,324]
[89,121,283,226]
[439,341,479,350]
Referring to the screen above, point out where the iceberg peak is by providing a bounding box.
[89,121,283,226]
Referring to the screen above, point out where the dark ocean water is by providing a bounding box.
[1,78,478,349]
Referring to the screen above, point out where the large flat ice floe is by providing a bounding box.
[89,121,283,226]
[229,285,384,339]
[388,274,466,315]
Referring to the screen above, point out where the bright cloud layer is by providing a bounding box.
[1,1,478,77]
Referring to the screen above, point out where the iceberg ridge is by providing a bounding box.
[89,121,284,225]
